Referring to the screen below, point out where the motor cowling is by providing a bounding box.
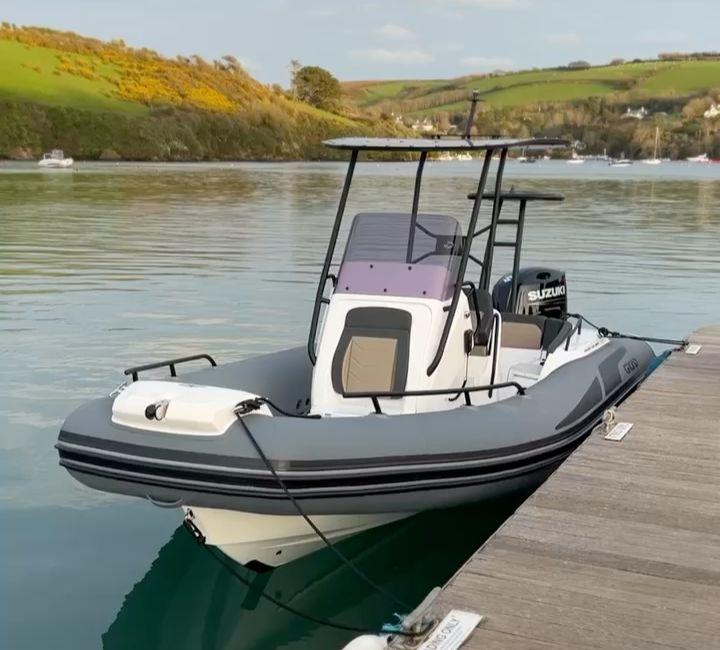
[492,267,567,318]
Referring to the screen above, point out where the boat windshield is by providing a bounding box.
[336,212,462,301]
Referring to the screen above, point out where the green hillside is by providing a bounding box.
[0,24,398,161]
[344,59,720,115]
[342,57,720,159]
[0,39,143,113]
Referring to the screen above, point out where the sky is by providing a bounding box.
[2,0,719,84]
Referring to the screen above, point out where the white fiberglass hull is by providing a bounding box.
[38,158,74,168]
[184,506,409,567]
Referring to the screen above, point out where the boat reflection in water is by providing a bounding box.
[103,492,530,650]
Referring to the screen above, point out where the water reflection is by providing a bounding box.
[2,161,720,650]
[103,496,528,650]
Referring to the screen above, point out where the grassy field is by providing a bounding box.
[0,40,144,113]
[344,60,720,113]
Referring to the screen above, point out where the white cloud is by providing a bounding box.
[350,48,436,65]
[545,32,581,46]
[375,24,416,40]
[636,31,688,45]
[460,56,514,70]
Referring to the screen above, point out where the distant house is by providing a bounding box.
[411,118,436,132]
[622,106,649,120]
[704,103,720,119]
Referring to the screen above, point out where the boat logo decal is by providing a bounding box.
[623,358,639,374]
[527,285,566,302]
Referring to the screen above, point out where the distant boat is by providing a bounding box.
[642,127,662,165]
[686,153,710,163]
[435,152,472,162]
[516,147,536,163]
[609,153,633,167]
[38,149,73,168]
[566,152,585,164]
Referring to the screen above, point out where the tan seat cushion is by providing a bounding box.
[502,321,543,349]
[342,336,398,392]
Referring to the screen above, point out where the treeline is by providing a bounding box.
[658,51,720,61]
[449,95,720,158]
[0,100,389,161]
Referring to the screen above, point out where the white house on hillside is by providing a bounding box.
[622,106,648,120]
[411,118,435,132]
[704,103,720,119]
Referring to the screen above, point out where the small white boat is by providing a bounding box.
[435,152,472,162]
[566,153,585,165]
[609,154,632,167]
[38,149,73,168]
[516,147,537,163]
[686,153,710,163]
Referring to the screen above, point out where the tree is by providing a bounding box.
[289,59,302,98]
[291,65,341,112]
[221,55,243,74]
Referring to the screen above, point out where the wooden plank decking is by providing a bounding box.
[416,326,720,650]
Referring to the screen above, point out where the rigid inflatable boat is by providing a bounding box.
[57,106,654,569]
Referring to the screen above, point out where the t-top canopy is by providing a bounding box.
[467,189,565,202]
[323,136,570,152]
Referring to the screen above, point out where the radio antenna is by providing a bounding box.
[463,90,481,139]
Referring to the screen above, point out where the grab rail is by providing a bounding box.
[124,353,217,382]
[343,380,526,415]
[563,316,584,351]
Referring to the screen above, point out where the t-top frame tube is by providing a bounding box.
[426,147,505,376]
[406,151,428,263]
[307,149,358,365]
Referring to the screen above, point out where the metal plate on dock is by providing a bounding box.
[604,421,634,441]
[417,611,482,650]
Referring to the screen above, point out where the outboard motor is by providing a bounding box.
[492,267,567,318]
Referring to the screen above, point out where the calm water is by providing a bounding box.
[2,159,720,649]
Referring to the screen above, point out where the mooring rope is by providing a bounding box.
[195,535,425,638]
[566,313,688,348]
[232,402,413,612]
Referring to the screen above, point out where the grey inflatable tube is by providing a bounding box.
[57,339,655,515]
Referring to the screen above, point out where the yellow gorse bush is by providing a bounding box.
[0,24,278,113]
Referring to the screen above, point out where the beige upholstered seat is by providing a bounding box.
[341,336,398,392]
[501,321,543,349]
